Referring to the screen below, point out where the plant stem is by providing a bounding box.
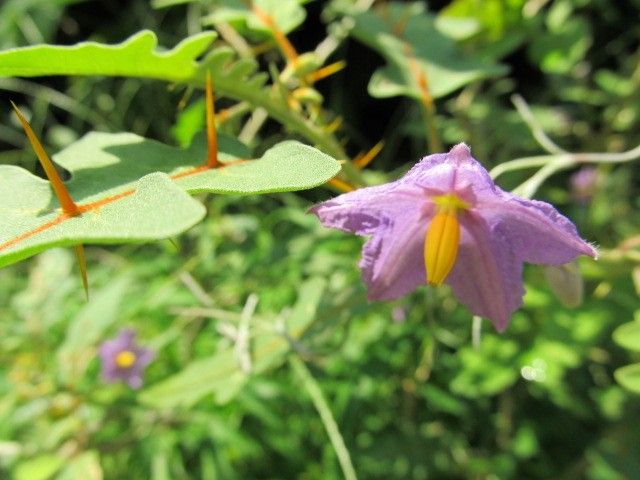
[289,355,358,480]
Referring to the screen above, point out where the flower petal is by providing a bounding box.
[480,192,597,264]
[404,143,496,202]
[360,206,431,300]
[309,182,426,235]
[447,212,524,331]
[310,181,435,300]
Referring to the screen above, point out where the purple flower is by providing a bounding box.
[99,329,154,389]
[391,305,407,323]
[311,144,596,331]
[570,166,599,204]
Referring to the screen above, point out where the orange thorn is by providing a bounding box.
[305,61,347,84]
[74,245,89,300]
[354,141,385,170]
[251,3,299,65]
[216,107,232,124]
[205,71,219,168]
[11,102,80,216]
[324,117,343,134]
[328,177,357,193]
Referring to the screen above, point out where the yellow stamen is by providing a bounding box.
[424,194,469,286]
[115,350,136,369]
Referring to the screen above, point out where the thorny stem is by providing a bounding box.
[289,355,358,480]
[224,1,360,185]
[202,61,347,163]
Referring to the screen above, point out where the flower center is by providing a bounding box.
[115,350,137,369]
[424,193,469,286]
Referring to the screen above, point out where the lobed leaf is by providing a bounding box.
[0,132,340,267]
[339,1,507,100]
[0,30,215,81]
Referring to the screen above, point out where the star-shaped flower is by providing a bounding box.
[311,144,596,331]
[99,329,154,389]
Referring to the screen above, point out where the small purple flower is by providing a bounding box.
[391,305,407,323]
[311,144,596,331]
[99,329,154,389]
[570,166,599,204]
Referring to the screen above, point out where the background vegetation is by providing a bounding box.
[1,0,639,478]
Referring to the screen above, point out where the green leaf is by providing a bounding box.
[56,450,103,480]
[340,1,506,100]
[0,133,339,267]
[54,131,340,194]
[450,335,519,398]
[612,320,640,352]
[614,363,640,395]
[14,454,65,480]
[0,169,205,268]
[0,30,215,81]
[201,0,307,38]
[138,278,326,408]
[0,30,346,158]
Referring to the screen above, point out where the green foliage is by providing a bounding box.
[0,169,206,267]
[201,0,308,38]
[338,1,507,100]
[0,129,339,267]
[139,277,326,408]
[0,30,216,82]
[612,317,640,395]
[0,30,346,157]
[1,0,639,479]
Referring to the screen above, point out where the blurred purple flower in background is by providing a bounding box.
[391,305,407,323]
[99,329,154,389]
[570,166,599,204]
[311,144,596,331]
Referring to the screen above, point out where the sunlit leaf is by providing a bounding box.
[0,132,340,267]
[614,363,640,395]
[338,1,506,100]
[612,320,640,353]
[14,454,64,480]
[0,169,206,268]
[0,30,215,81]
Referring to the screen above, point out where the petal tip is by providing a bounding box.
[449,142,471,158]
[586,242,599,259]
